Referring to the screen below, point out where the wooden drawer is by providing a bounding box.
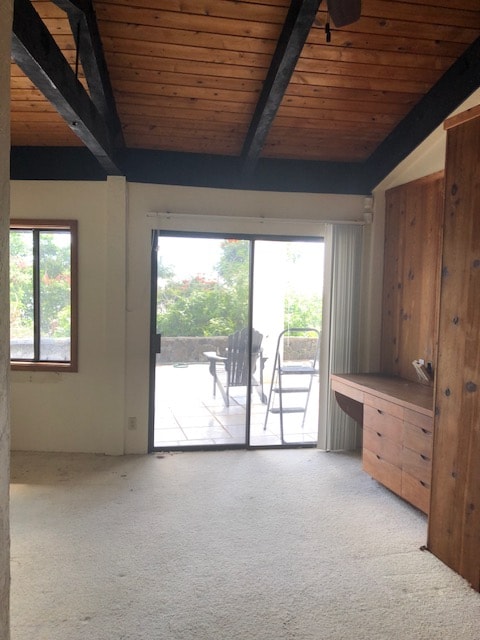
[403,421,433,459]
[402,471,430,514]
[331,378,364,402]
[364,393,404,419]
[363,448,402,495]
[332,377,434,513]
[363,427,402,468]
[402,446,432,485]
[404,407,433,431]
[363,405,403,444]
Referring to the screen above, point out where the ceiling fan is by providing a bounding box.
[326,0,361,27]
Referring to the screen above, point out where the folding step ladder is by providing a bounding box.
[263,327,320,444]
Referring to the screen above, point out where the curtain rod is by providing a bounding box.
[146,212,370,225]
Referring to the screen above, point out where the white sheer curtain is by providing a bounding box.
[318,224,363,451]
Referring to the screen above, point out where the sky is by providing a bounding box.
[157,236,324,295]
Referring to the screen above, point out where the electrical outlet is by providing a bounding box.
[127,417,137,431]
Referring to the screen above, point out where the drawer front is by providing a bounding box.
[363,427,402,468]
[402,446,432,485]
[364,393,404,419]
[403,421,433,459]
[363,448,402,495]
[404,407,433,431]
[331,379,364,402]
[402,471,430,514]
[363,405,403,444]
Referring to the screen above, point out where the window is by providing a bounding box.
[10,220,78,372]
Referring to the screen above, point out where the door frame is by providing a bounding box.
[148,230,324,452]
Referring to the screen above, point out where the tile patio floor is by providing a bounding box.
[154,362,319,448]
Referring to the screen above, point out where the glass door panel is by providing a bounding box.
[153,235,251,449]
[250,239,324,446]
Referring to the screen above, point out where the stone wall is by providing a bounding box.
[159,336,319,364]
[160,337,227,363]
[11,338,70,361]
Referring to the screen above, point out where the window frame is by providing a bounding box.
[10,219,78,373]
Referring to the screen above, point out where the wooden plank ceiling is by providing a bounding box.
[9,0,480,185]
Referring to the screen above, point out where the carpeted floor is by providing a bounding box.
[9,449,480,639]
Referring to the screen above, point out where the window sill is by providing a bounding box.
[11,361,77,373]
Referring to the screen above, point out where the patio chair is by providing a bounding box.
[203,328,267,407]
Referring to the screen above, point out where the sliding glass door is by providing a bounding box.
[150,232,324,450]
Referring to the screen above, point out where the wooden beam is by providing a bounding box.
[241,0,322,175]
[10,147,371,195]
[121,149,370,194]
[10,147,108,181]
[52,0,124,147]
[363,36,480,191]
[11,0,122,175]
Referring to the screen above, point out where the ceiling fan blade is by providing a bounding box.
[327,0,361,27]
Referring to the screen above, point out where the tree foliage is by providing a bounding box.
[157,240,249,336]
[285,293,322,332]
[157,239,322,337]
[10,230,71,339]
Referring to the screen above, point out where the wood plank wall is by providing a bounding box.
[428,113,480,592]
[380,172,444,384]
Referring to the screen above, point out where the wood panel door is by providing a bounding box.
[428,110,480,592]
[381,173,444,383]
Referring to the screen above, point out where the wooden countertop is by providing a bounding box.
[331,373,434,417]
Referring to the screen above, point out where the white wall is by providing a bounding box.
[10,177,127,455]
[374,88,480,196]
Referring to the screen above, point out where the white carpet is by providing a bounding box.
[10,449,480,639]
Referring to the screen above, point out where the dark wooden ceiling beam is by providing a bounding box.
[363,36,480,191]
[11,0,121,175]
[52,0,124,147]
[10,147,370,195]
[241,0,322,175]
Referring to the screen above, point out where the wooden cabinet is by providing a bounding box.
[363,393,403,495]
[352,107,480,591]
[331,373,434,514]
[401,410,434,514]
[382,173,444,383]
[427,107,480,592]
[363,394,433,513]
